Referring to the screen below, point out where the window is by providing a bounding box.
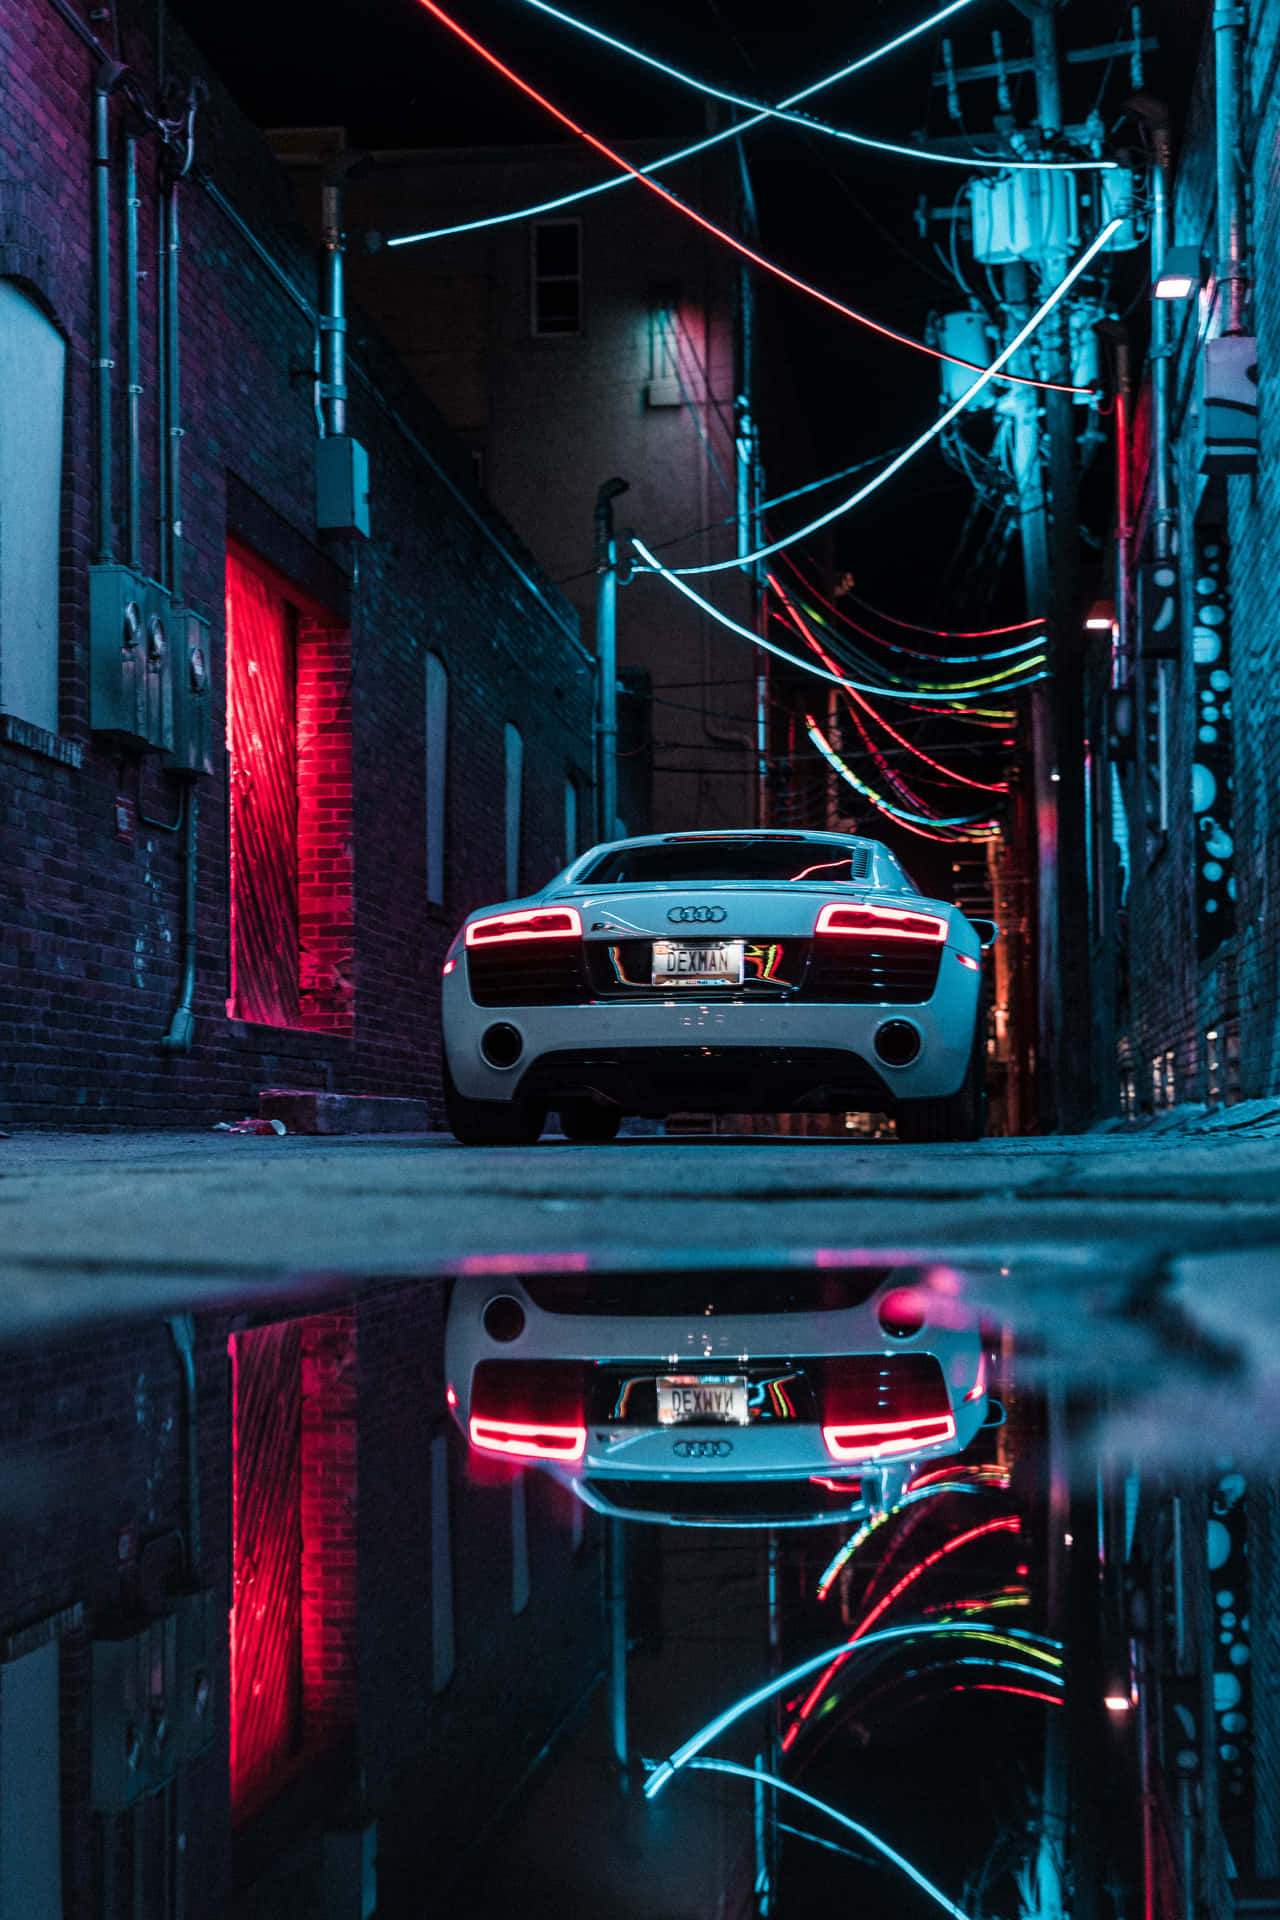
[426,653,449,906]
[504,723,523,898]
[0,280,65,734]
[225,546,353,1031]
[531,220,582,336]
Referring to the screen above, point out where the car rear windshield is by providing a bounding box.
[578,838,872,885]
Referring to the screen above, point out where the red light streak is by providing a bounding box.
[412,0,1090,396]
[949,1683,1061,1706]
[771,583,1011,795]
[466,905,583,946]
[782,1515,1021,1749]
[815,902,948,941]
[469,1416,587,1461]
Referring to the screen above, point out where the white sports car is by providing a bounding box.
[440,830,992,1146]
[444,1259,990,1528]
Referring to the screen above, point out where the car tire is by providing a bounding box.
[558,1098,622,1143]
[894,1019,986,1145]
[442,1055,546,1147]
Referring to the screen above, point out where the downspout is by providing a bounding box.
[124,134,142,569]
[93,64,125,563]
[1214,0,1248,336]
[320,169,346,438]
[160,90,201,1055]
[1149,119,1175,564]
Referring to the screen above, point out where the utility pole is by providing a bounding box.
[594,478,629,844]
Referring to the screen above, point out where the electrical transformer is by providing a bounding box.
[1202,335,1258,473]
[970,171,1079,265]
[937,311,997,409]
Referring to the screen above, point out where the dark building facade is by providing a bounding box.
[0,0,593,1130]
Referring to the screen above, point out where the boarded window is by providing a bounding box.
[225,546,353,1031]
[504,723,523,898]
[531,220,582,336]
[0,281,65,733]
[426,653,449,906]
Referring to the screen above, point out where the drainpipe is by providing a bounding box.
[1214,0,1247,335]
[164,177,184,602]
[1148,117,1175,564]
[595,478,629,842]
[160,783,198,1051]
[165,1314,201,1576]
[320,171,347,438]
[124,135,142,570]
[93,64,125,563]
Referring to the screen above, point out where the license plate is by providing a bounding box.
[651,940,745,987]
[657,1374,750,1425]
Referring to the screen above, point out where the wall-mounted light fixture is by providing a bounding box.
[1084,599,1116,632]
[1153,245,1202,300]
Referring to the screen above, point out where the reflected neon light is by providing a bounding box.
[815,902,949,942]
[469,1415,586,1461]
[466,906,583,946]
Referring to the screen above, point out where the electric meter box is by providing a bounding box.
[89,566,174,751]
[170,1588,218,1764]
[316,434,371,538]
[937,311,997,409]
[167,607,213,776]
[90,1617,177,1810]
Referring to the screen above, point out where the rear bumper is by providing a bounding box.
[442,975,979,1107]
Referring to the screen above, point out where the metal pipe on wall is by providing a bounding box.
[320,177,347,438]
[93,66,121,564]
[1213,0,1248,336]
[1149,134,1175,563]
[164,178,183,603]
[124,136,142,571]
[159,783,198,1050]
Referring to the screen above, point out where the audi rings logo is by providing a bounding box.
[672,1438,734,1458]
[667,904,727,924]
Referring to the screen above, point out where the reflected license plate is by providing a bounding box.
[657,1374,750,1425]
[652,939,745,987]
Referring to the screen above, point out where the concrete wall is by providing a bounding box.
[0,0,592,1128]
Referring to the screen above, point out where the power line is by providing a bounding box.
[409,0,1096,399]
[388,0,981,245]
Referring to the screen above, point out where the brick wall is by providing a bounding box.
[0,1281,602,1918]
[0,0,592,1128]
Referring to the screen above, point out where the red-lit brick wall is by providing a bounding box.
[300,1309,358,1743]
[0,0,591,1128]
[296,623,354,1035]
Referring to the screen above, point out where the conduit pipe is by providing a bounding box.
[320,171,348,438]
[1149,117,1175,563]
[93,63,125,563]
[160,783,198,1051]
[124,136,143,569]
[1213,0,1248,335]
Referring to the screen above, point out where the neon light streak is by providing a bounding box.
[816,1482,979,1599]
[806,717,1000,830]
[680,1760,970,1920]
[839,589,1048,640]
[517,0,1118,173]
[643,1619,1062,1800]
[773,583,1011,793]
[410,0,1093,399]
[780,560,1045,662]
[784,1516,1022,1748]
[633,543,1050,712]
[650,217,1123,576]
[951,1683,1062,1705]
[391,0,982,245]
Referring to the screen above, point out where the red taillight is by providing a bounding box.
[820,1354,955,1461]
[468,1359,586,1462]
[466,906,583,947]
[815,902,947,942]
[823,1413,956,1460]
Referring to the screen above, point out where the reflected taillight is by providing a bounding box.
[815,903,947,942]
[468,1359,586,1462]
[820,1354,955,1461]
[466,907,583,947]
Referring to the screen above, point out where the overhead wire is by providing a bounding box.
[407,0,1098,399]
[513,0,1120,171]
[390,0,982,243]
[641,213,1123,576]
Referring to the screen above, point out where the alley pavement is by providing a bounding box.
[3,1120,1280,1463]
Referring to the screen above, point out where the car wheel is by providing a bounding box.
[558,1098,622,1143]
[442,1055,546,1147]
[894,1020,986,1145]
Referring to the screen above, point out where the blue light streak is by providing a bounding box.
[648,215,1124,575]
[683,1759,970,1920]
[816,1482,978,1597]
[518,0,1120,172]
[388,0,979,246]
[631,541,1051,704]
[807,717,1001,826]
[643,1620,1063,1800]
